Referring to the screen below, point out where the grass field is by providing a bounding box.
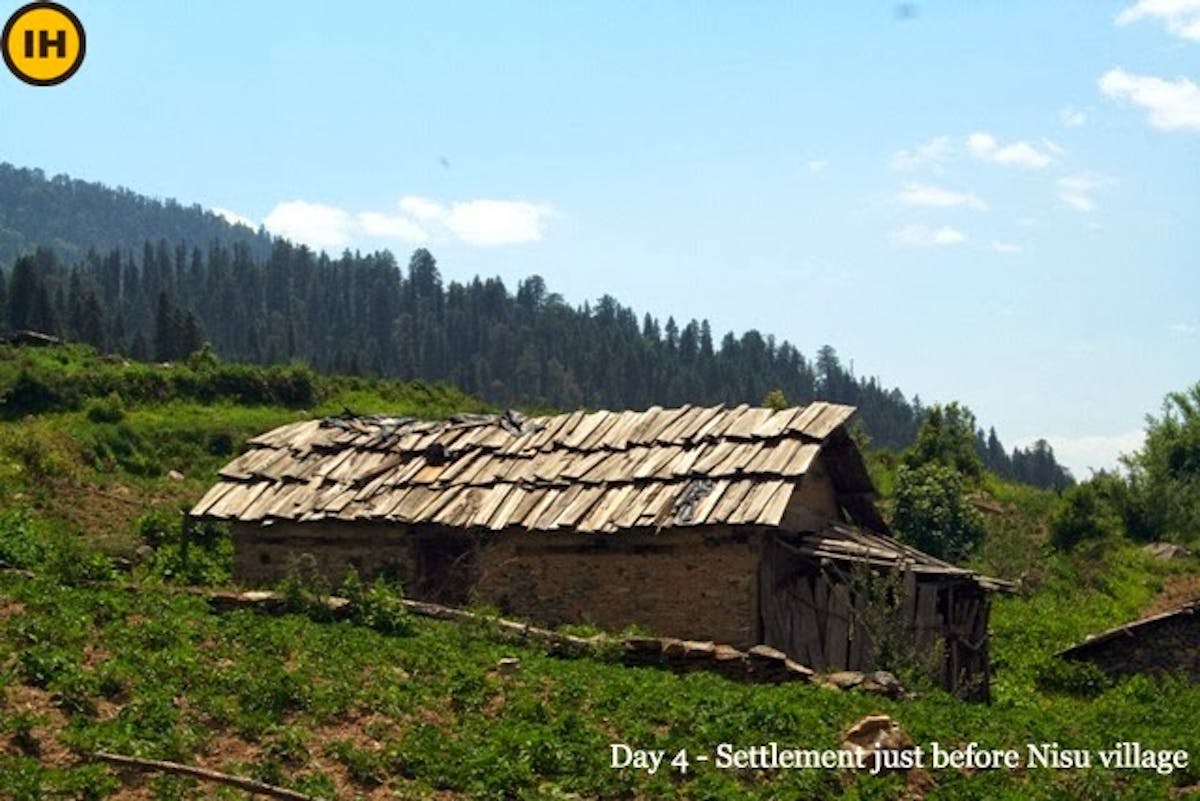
[0,345,1197,800]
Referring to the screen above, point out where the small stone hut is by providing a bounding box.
[1059,602,1199,681]
[192,402,1004,697]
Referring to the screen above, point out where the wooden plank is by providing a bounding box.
[623,406,665,446]
[486,485,532,530]
[751,408,800,439]
[729,480,781,525]
[692,440,739,474]
[534,484,584,530]
[575,411,623,451]
[758,482,795,526]
[688,405,732,443]
[191,482,235,517]
[675,405,726,443]
[550,485,606,529]
[724,407,774,439]
[764,440,820,476]
[561,410,611,450]
[823,582,851,671]
[638,482,680,527]
[704,404,750,439]
[684,478,730,525]
[665,444,704,477]
[710,479,756,523]
[657,405,704,443]
[803,403,856,440]
[794,577,826,670]
[915,583,940,651]
[577,484,634,531]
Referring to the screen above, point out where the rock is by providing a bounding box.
[841,714,914,770]
[134,544,155,563]
[860,671,905,699]
[167,469,185,481]
[497,657,521,676]
[827,670,865,690]
[1143,542,1191,561]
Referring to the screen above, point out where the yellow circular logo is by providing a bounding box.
[2,2,85,86]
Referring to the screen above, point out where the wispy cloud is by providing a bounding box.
[990,241,1022,254]
[1060,105,1087,127]
[889,224,967,248]
[1116,0,1200,40]
[1099,68,1200,131]
[261,196,555,250]
[966,132,1055,168]
[1172,321,1199,334]
[896,183,988,210]
[889,136,952,171]
[806,159,828,174]
[1057,172,1111,213]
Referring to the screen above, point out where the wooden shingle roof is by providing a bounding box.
[192,402,873,533]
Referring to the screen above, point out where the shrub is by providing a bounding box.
[1051,478,1123,550]
[892,462,986,560]
[83,393,125,423]
[135,511,232,586]
[340,569,413,636]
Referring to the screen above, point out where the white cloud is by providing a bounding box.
[1099,68,1200,131]
[212,206,256,229]
[1116,0,1200,40]
[357,212,429,242]
[1057,172,1111,213]
[1171,321,1199,334]
[397,197,553,245]
[966,132,1055,168]
[264,201,353,249]
[888,136,952,171]
[990,241,1022,254]
[262,196,554,249]
[806,159,828,174]
[1060,105,1087,127]
[889,224,967,248]
[1015,431,1145,478]
[896,182,987,210]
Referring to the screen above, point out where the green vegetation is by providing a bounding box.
[0,346,1196,799]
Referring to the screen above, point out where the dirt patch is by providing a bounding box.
[1144,574,1200,617]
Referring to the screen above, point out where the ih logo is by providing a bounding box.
[2,2,85,86]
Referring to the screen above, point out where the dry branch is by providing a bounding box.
[92,751,323,801]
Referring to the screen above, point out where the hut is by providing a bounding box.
[1058,602,1199,681]
[191,402,1005,697]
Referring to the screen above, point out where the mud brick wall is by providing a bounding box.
[1067,612,1199,680]
[231,522,421,589]
[472,529,761,648]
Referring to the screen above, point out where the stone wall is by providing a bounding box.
[473,528,761,648]
[1065,610,1199,681]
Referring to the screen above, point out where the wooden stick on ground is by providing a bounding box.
[92,751,324,801]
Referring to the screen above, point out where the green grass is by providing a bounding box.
[0,344,1197,799]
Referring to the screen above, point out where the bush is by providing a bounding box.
[135,511,232,586]
[1051,478,1123,550]
[340,569,413,637]
[83,393,125,423]
[892,462,986,560]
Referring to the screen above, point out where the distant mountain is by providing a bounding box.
[0,163,1073,488]
[0,162,271,267]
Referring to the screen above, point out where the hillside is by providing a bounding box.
[0,345,1196,800]
[0,164,272,269]
[0,164,1070,488]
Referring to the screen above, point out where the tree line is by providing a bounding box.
[0,241,1072,488]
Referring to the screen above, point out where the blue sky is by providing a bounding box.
[2,1,1198,476]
